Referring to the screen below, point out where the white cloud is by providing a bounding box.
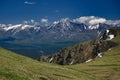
[41,18,48,23]
[73,16,95,23]
[41,18,48,26]
[73,16,106,25]
[89,18,106,25]
[106,20,120,25]
[24,1,35,5]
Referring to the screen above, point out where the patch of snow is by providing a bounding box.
[49,57,53,62]
[108,48,112,51]
[3,24,22,31]
[70,59,74,65]
[85,59,93,63]
[97,53,103,58]
[21,25,31,30]
[106,34,114,40]
[88,24,100,29]
[88,25,92,29]
[84,25,87,29]
[34,27,40,32]
[106,30,109,34]
[53,21,59,25]
[60,18,70,23]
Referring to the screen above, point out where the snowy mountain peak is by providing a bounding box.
[21,24,31,30]
[3,24,22,31]
[1,23,41,32]
[59,18,71,23]
[0,16,120,41]
[48,18,72,30]
[52,18,72,27]
[0,16,120,36]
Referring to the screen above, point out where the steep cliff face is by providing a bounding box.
[39,28,120,65]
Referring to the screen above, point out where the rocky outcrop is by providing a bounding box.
[39,28,119,65]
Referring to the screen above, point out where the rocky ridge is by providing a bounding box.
[39,28,119,65]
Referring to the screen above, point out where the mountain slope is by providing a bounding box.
[39,28,119,65]
[0,28,120,80]
[66,29,120,80]
[0,47,104,80]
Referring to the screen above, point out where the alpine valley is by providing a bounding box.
[0,16,120,59]
[0,25,120,80]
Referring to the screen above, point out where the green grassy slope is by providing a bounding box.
[66,34,120,80]
[0,47,81,80]
[0,29,120,80]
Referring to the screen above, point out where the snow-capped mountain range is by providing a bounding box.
[0,16,120,41]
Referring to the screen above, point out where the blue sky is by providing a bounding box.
[0,0,120,24]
